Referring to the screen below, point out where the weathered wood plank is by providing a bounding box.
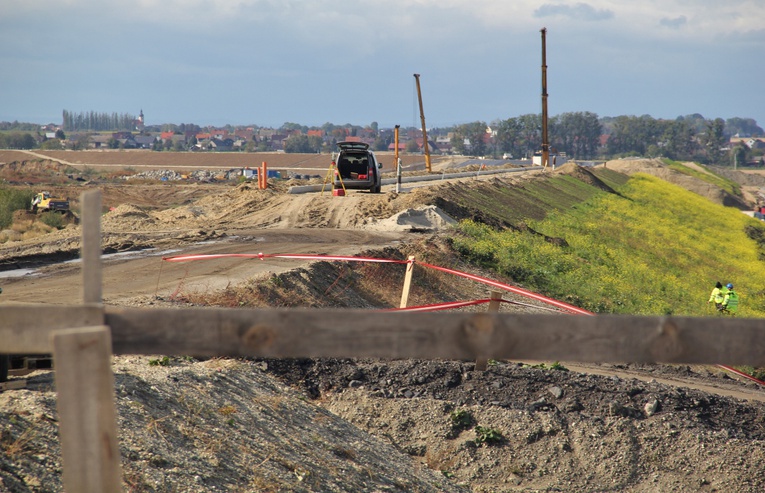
[81,189,102,304]
[0,380,27,391]
[399,256,415,308]
[475,291,503,371]
[0,305,104,353]
[52,326,123,493]
[104,307,765,365]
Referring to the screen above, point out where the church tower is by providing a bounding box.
[136,109,145,131]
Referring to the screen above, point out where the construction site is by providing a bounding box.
[1,145,765,491]
[2,28,765,493]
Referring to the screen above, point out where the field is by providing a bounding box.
[0,149,449,172]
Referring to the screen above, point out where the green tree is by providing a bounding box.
[284,134,321,153]
[372,136,388,152]
[700,118,726,164]
[452,121,488,156]
[731,143,748,168]
[40,139,63,150]
[281,122,307,133]
[726,117,764,137]
[517,114,542,158]
[1,132,37,149]
[551,112,601,159]
[494,118,522,158]
[661,119,697,161]
[606,115,660,156]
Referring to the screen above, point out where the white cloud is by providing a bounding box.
[534,3,615,21]
[1,0,763,126]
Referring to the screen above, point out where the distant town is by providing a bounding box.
[1,109,763,167]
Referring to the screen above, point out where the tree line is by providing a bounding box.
[449,113,763,165]
[61,110,138,132]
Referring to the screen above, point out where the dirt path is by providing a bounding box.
[0,229,401,305]
[558,362,765,403]
[13,149,78,166]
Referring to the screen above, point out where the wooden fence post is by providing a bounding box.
[399,256,416,308]
[260,161,268,190]
[81,190,102,304]
[53,326,123,493]
[475,291,502,371]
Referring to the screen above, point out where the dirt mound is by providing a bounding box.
[366,205,457,232]
[12,209,36,222]
[0,159,76,183]
[262,357,765,492]
[0,357,462,493]
[555,162,617,193]
[102,204,157,230]
[604,158,751,208]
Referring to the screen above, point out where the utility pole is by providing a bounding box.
[413,74,432,173]
[395,125,402,193]
[540,28,550,170]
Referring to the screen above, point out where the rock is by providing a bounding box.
[645,399,660,416]
[549,386,563,399]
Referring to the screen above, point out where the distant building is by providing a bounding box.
[135,109,145,131]
[89,134,112,149]
[133,135,155,149]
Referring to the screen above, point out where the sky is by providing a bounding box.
[1,0,763,129]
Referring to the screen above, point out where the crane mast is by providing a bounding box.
[413,74,432,173]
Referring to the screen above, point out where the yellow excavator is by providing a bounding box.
[30,191,69,213]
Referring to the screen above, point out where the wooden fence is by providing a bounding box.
[2,190,765,492]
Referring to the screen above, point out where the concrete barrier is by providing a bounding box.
[287,166,542,194]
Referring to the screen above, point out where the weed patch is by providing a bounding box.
[453,173,765,317]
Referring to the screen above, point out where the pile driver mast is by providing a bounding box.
[540,27,550,169]
[413,74,432,173]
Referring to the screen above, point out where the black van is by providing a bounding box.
[333,141,382,193]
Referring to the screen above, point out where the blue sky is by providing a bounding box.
[1,1,763,129]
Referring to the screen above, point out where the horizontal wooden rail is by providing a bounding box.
[4,304,765,365]
[0,304,104,353]
[101,306,765,365]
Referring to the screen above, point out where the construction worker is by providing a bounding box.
[721,283,739,315]
[707,281,726,312]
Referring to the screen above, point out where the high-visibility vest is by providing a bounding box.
[709,287,724,304]
[723,291,739,312]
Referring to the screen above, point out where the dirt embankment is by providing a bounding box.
[604,158,752,209]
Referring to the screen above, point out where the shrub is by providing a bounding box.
[38,211,64,229]
[0,188,34,229]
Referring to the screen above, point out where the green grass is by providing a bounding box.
[453,172,765,317]
[662,158,741,196]
[442,173,615,226]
